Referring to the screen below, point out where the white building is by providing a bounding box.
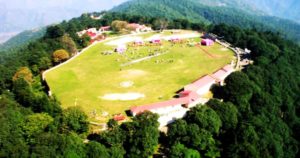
[127,23,152,33]
[130,64,236,127]
[77,28,103,39]
[130,91,201,127]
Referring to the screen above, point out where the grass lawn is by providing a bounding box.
[45,30,235,122]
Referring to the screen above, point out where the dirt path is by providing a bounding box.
[196,44,216,58]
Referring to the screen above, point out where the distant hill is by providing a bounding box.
[0,0,127,38]
[246,0,300,23]
[111,0,300,42]
[0,28,46,51]
[194,0,300,23]
[0,32,19,44]
[192,0,265,15]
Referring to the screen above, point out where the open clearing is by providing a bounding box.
[45,30,235,122]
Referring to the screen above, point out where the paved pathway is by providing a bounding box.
[216,40,242,70]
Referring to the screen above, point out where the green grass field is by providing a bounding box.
[45,30,235,122]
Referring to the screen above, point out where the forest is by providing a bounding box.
[112,0,300,43]
[0,12,300,157]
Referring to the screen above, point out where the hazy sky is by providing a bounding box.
[0,0,128,10]
[0,0,130,42]
[0,0,129,31]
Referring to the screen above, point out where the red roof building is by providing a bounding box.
[201,39,214,46]
[87,31,97,38]
[211,64,234,85]
[222,64,234,73]
[127,23,152,32]
[129,64,235,127]
[127,23,141,29]
[100,26,111,32]
[211,69,228,82]
[113,114,126,121]
[179,90,192,97]
[185,75,216,95]
[130,90,201,116]
[131,97,188,116]
[151,39,161,44]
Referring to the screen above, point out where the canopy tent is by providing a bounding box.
[115,45,127,53]
[201,39,214,46]
[134,39,144,45]
[151,39,161,44]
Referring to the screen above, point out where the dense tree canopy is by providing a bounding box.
[52,49,70,63]
[111,20,128,32]
[59,107,89,134]
[12,67,33,83]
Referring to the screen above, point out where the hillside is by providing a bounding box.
[111,0,300,42]
[249,0,300,23]
[192,0,300,23]
[0,28,46,51]
[192,0,265,15]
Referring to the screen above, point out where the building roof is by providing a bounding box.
[186,91,200,101]
[202,39,212,42]
[201,39,214,43]
[151,39,161,42]
[113,114,126,121]
[131,97,189,115]
[222,64,234,72]
[87,32,97,37]
[100,26,111,30]
[202,33,218,40]
[128,23,141,29]
[179,90,199,99]
[179,90,192,96]
[211,65,234,81]
[131,90,201,115]
[211,69,228,81]
[185,75,216,91]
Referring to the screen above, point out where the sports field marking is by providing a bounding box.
[120,81,134,88]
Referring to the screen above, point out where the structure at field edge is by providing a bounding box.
[130,64,235,127]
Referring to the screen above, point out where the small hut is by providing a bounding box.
[87,31,97,38]
[201,39,214,46]
[170,36,181,43]
[113,114,126,121]
[115,45,127,53]
[100,26,111,32]
[151,39,161,44]
[134,39,144,46]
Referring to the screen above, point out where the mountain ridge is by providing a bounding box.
[111,0,300,42]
